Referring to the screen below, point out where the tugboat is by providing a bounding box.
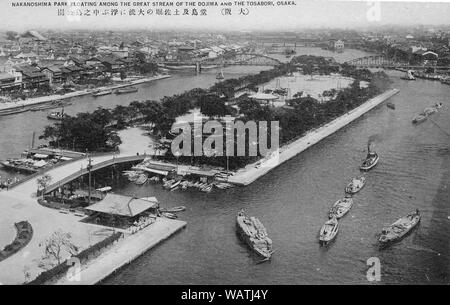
[360,143,379,171]
[47,108,66,121]
[319,217,339,245]
[379,209,421,245]
[345,176,366,194]
[236,210,273,260]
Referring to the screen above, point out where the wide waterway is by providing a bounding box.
[1,48,448,284]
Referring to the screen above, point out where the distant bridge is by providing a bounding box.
[160,53,283,70]
[345,55,450,70]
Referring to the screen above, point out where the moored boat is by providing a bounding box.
[319,217,339,245]
[160,206,186,213]
[161,212,177,219]
[328,196,353,219]
[134,173,148,185]
[400,70,416,80]
[236,210,273,259]
[47,110,66,120]
[412,113,427,124]
[345,176,366,194]
[379,210,421,245]
[114,86,138,94]
[92,89,112,97]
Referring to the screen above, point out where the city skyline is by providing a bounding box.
[2,1,450,32]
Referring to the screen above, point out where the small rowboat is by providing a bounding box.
[161,212,177,219]
[386,102,395,110]
[379,210,421,245]
[319,217,339,245]
[345,176,366,194]
[329,196,353,219]
[134,173,148,185]
[160,206,186,213]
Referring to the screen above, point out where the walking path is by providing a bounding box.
[228,89,399,185]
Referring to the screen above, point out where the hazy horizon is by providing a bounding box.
[1,0,450,32]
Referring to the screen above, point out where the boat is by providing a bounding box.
[412,113,427,124]
[114,87,138,94]
[400,70,415,80]
[216,69,224,80]
[379,210,421,245]
[47,109,66,120]
[134,173,148,185]
[92,89,112,97]
[236,210,273,259]
[328,196,353,219]
[319,217,339,245]
[160,206,186,213]
[161,212,177,219]
[360,144,379,171]
[440,77,450,85]
[386,102,396,110]
[345,176,366,194]
[170,180,181,189]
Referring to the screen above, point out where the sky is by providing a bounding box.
[1,0,450,32]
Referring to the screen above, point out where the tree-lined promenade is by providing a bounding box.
[39,55,391,170]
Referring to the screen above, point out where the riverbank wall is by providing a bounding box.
[228,88,400,186]
[56,217,187,285]
[0,74,171,115]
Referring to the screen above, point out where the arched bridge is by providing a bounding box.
[160,53,283,69]
[225,53,283,66]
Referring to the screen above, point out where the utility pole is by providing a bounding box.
[87,153,92,206]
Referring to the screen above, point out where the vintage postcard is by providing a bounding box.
[0,0,448,293]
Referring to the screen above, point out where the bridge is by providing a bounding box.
[41,154,147,195]
[345,55,450,70]
[160,52,283,71]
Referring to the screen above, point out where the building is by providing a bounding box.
[40,65,63,84]
[334,40,345,52]
[13,65,48,89]
[86,193,159,226]
[0,72,21,92]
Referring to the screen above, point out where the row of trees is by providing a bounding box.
[40,55,391,170]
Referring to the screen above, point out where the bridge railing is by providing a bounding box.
[41,154,148,195]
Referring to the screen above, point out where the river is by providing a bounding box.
[1,48,448,284]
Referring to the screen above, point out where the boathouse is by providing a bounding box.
[86,193,159,227]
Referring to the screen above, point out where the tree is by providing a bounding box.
[39,230,79,269]
[303,63,314,79]
[37,174,52,197]
[199,94,229,118]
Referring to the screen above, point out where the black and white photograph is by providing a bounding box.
[0,0,448,294]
